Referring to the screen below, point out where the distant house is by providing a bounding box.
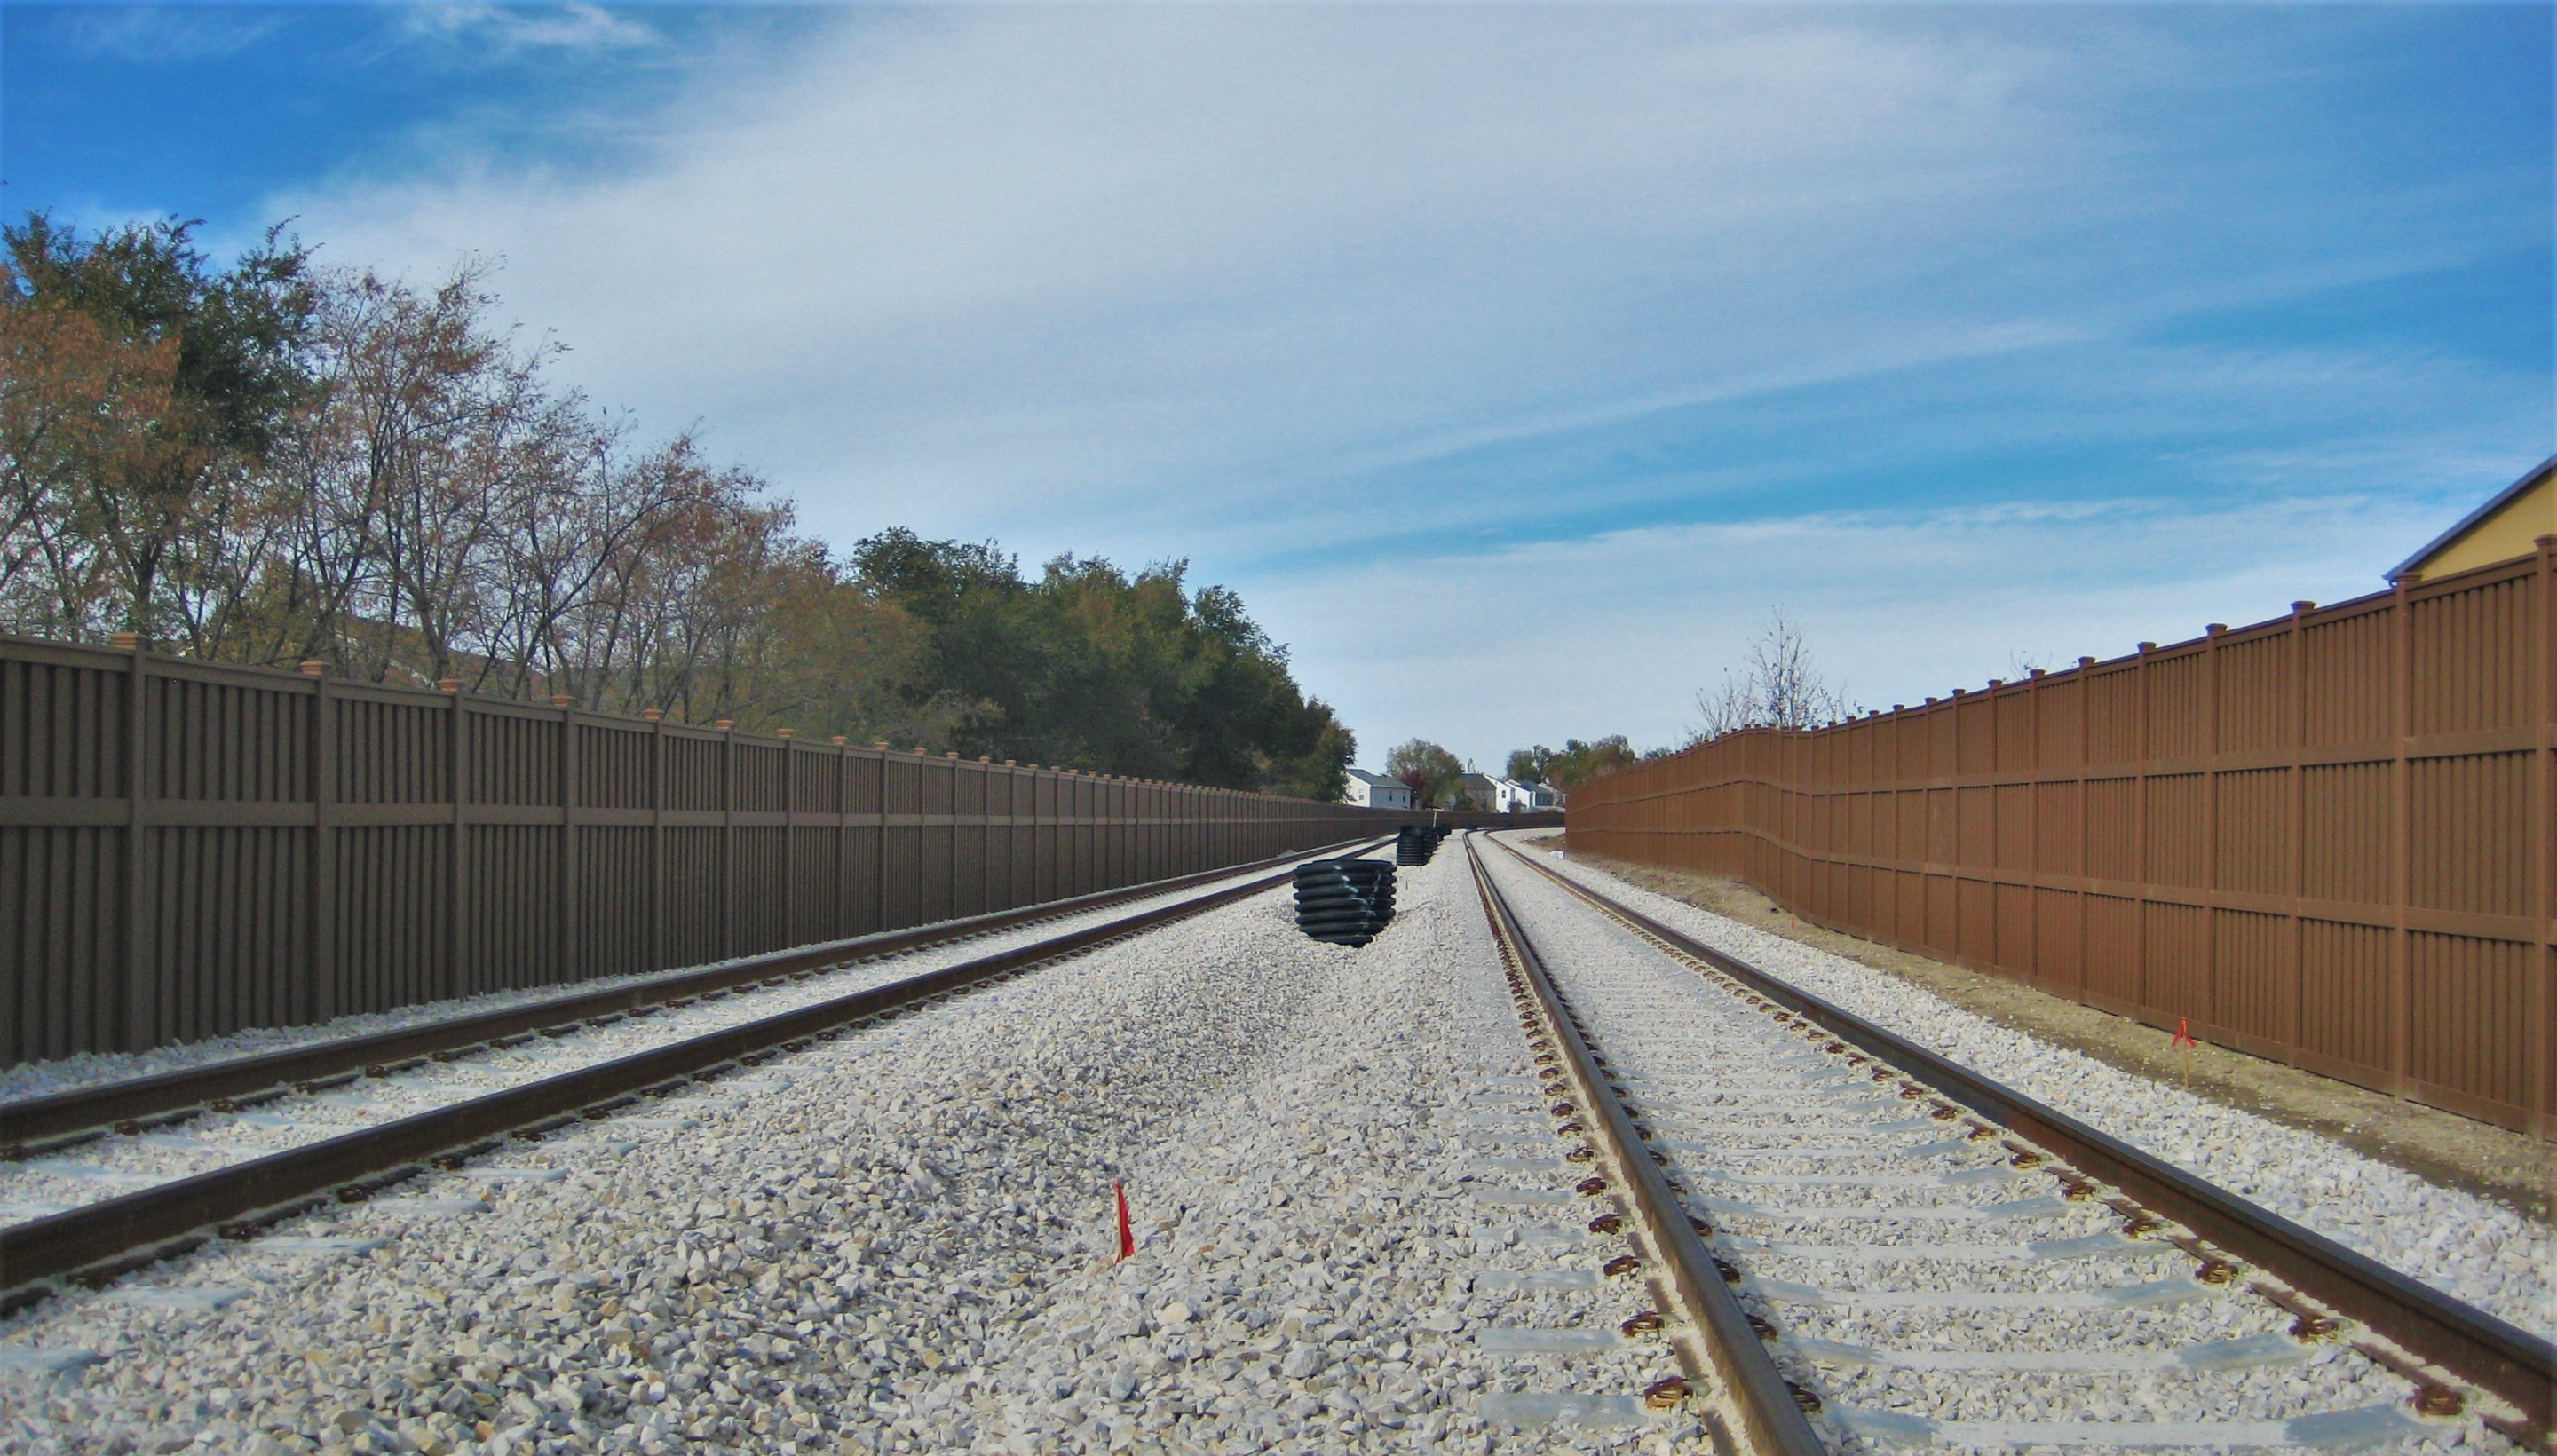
[1342,769,1413,811]
[2392,455,2557,583]
[1494,779,1558,813]
[1454,772,1502,811]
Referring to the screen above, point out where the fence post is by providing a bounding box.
[561,700,580,981]
[720,721,737,959]
[2077,657,2095,996]
[2204,622,2224,1033]
[780,732,796,946]
[306,660,335,1024]
[645,709,666,973]
[2133,642,2154,1017]
[115,633,154,1051]
[2533,538,2554,1134]
[833,736,850,938]
[2387,574,2414,1092]
[443,678,468,1000]
[2286,603,2312,1050]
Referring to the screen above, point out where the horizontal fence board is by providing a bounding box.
[1567,550,2555,1138]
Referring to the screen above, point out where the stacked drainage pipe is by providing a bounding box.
[1292,859,1397,946]
[1393,825,1449,866]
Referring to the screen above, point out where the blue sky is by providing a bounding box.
[6,3,2551,769]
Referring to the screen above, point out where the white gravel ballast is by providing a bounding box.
[1504,834,2554,1344]
[0,846,1694,1455]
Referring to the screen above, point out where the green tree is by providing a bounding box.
[851,529,1351,796]
[1385,738,1467,808]
[1508,736,1637,795]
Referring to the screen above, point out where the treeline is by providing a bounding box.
[1500,613,1860,795]
[0,215,1351,797]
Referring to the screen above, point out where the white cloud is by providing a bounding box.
[399,4,662,58]
[285,7,2103,538]
[266,5,2545,764]
[1260,483,2472,770]
[57,6,284,63]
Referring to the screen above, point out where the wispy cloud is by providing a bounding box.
[399,4,662,59]
[1261,485,2469,765]
[55,6,285,64]
[261,4,2545,762]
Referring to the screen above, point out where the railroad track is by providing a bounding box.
[0,837,1389,1314]
[1462,831,2553,1454]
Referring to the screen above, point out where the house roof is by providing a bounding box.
[1346,769,1403,787]
[2391,455,2557,582]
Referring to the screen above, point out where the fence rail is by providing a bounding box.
[1566,544,2554,1138]
[0,634,1553,1064]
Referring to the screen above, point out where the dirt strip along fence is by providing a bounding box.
[1566,545,2554,1138]
[0,633,1556,1064]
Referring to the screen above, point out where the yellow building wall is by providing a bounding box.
[2413,471,2555,579]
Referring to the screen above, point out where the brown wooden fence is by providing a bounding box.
[1566,544,2554,1138]
[0,634,1531,1064]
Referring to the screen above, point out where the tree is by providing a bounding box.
[1507,736,1637,795]
[0,209,1362,802]
[1,214,318,638]
[851,530,1353,795]
[1690,606,1852,741]
[1385,738,1467,809]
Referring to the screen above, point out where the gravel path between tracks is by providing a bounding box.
[1498,834,2556,1344]
[0,868,1312,1110]
[0,869,1338,1229]
[1,843,1690,1456]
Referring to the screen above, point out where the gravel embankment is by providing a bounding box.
[1,843,1690,1455]
[0,867,1315,1228]
[1500,834,2555,1343]
[0,865,1324,1109]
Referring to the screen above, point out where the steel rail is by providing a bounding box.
[1,837,1383,1156]
[1491,835,2556,1443]
[1462,834,1828,1456]
[0,841,1385,1311]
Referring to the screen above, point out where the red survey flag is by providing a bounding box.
[2172,1017,2197,1049]
[1114,1182,1135,1262]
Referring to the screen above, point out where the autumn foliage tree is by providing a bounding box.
[0,213,1352,797]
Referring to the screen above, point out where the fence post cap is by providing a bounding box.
[552,693,573,708]
[873,741,889,750]
[643,708,664,721]
[437,678,462,693]
[299,660,326,677]
[2205,622,2227,636]
[2077,656,2095,668]
[832,735,848,746]
[2136,642,2157,653]
[715,718,735,732]
[2028,667,2046,678]
[108,631,140,650]
[978,756,991,763]
[776,728,793,738]
[1004,759,1017,766]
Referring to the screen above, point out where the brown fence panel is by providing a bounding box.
[1566,547,2556,1137]
[4,633,1547,1064]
